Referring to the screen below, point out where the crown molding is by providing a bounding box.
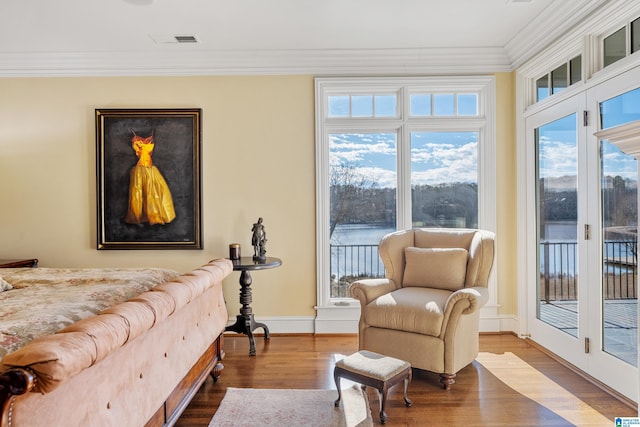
[505,0,607,69]
[516,0,640,79]
[0,47,512,77]
[0,0,617,78]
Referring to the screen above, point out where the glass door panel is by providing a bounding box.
[600,140,638,366]
[536,114,579,338]
[600,87,640,129]
[586,68,640,402]
[599,86,640,367]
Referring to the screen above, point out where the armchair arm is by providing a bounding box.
[445,286,489,315]
[349,278,397,306]
[440,286,489,335]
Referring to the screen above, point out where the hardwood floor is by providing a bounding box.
[177,334,637,426]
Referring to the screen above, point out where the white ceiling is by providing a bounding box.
[0,0,606,76]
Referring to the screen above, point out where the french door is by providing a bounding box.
[527,94,589,373]
[526,66,640,402]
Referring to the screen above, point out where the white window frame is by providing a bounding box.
[314,76,498,333]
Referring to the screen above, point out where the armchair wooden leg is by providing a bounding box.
[440,373,456,390]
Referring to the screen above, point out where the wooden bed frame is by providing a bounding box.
[145,335,225,427]
[0,258,232,427]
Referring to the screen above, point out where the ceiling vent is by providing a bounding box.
[150,34,200,44]
[175,35,198,43]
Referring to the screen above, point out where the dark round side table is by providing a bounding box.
[225,256,282,356]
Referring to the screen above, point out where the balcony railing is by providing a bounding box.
[331,240,637,301]
[330,244,384,298]
[540,240,637,301]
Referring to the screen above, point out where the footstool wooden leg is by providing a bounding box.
[333,351,412,424]
[379,386,389,424]
[403,369,412,406]
[333,368,342,407]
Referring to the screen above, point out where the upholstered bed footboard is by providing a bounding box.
[1,258,232,427]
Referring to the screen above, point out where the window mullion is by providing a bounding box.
[397,124,412,230]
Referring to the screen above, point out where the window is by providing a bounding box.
[536,75,550,101]
[633,16,640,53]
[602,16,640,68]
[570,56,582,85]
[315,76,496,312]
[524,11,640,110]
[411,131,479,228]
[535,55,582,102]
[409,92,478,117]
[328,94,397,118]
[604,27,626,67]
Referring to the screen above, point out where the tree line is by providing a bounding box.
[330,171,638,238]
[540,176,637,226]
[330,182,478,237]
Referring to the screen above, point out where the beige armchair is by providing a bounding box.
[349,228,495,390]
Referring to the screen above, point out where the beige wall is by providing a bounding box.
[494,72,517,315]
[0,73,517,320]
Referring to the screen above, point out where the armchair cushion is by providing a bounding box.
[402,247,468,291]
[365,287,451,336]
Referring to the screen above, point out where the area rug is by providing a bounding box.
[209,385,373,427]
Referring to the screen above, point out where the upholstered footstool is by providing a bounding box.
[334,350,412,424]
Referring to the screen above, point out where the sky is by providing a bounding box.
[329,131,478,188]
[330,128,637,191]
[328,88,640,190]
[538,114,638,182]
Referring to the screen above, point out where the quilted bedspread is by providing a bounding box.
[0,267,179,359]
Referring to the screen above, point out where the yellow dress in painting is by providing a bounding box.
[124,131,176,225]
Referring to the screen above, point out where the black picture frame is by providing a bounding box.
[95,108,202,250]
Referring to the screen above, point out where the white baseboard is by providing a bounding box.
[314,306,360,334]
[226,316,316,334]
[314,318,359,334]
[228,313,520,335]
[497,314,519,334]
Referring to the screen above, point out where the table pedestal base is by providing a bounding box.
[226,257,281,356]
[225,314,270,356]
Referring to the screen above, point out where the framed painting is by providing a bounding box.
[95,108,202,249]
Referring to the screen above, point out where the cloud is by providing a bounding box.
[410,141,477,184]
[328,131,638,192]
[357,166,397,188]
[330,132,480,187]
[539,136,638,181]
[602,144,638,180]
[329,133,396,167]
[538,137,577,178]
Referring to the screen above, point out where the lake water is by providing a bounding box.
[331,222,581,245]
[330,224,395,245]
[330,224,394,281]
[330,222,635,280]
